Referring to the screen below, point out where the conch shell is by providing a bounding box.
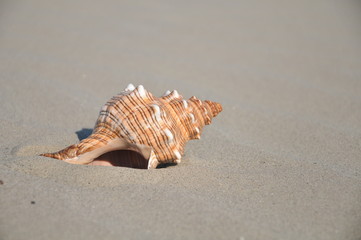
[41,84,222,169]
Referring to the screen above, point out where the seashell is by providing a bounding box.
[41,84,222,169]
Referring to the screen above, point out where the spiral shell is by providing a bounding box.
[41,84,222,169]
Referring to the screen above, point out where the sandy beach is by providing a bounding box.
[1,0,361,239]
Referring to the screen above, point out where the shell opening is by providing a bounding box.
[88,150,154,169]
[81,141,158,169]
[41,138,159,169]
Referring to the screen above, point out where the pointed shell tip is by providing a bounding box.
[205,100,222,117]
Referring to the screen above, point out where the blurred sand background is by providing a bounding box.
[1,0,361,239]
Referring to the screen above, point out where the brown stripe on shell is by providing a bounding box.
[130,91,174,160]
[159,99,187,159]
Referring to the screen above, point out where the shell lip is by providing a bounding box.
[41,138,160,169]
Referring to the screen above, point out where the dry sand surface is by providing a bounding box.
[1,1,361,239]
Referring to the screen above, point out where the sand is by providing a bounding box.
[1,0,361,239]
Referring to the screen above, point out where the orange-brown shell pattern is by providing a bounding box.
[41,84,222,169]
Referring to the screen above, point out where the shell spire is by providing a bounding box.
[41,84,222,169]
[205,100,222,117]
